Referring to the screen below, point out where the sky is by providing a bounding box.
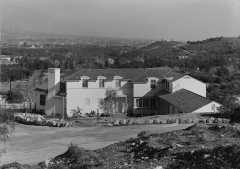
[1,0,240,41]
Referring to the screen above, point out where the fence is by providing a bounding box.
[0,101,35,110]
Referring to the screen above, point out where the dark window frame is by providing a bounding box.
[40,94,45,106]
[82,79,88,88]
[99,79,105,88]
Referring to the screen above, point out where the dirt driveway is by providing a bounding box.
[0,123,193,165]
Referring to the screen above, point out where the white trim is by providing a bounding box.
[114,75,123,79]
[80,76,90,79]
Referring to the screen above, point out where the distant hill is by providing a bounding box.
[119,40,190,62]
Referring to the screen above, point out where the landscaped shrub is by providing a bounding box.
[113,120,120,126]
[145,119,153,124]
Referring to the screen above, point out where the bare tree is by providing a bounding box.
[98,88,118,117]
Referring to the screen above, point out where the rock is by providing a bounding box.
[127,118,134,125]
[166,119,172,124]
[206,119,213,124]
[192,118,199,123]
[223,119,230,123]
[201,118,207,123]
[153,118,160,124]
[65,122,70,127]
[217,118,223,123]
[57,122,61,127]
[119,119,127,125]
[113,120,120,126]
[179,118,184,124]
[145,119,153,124]
[174,118,179,123]
[160,120,167,124]
[154,166,163,169]
[106,123,113,127]
[185,119,190,123]
[134,119,144,125]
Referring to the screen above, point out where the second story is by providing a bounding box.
[64,66,207,98]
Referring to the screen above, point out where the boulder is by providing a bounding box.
[145,119,153,124]
[113,120,120,126]
[192,118,199,123]
[201,118,207,123]
[217,118,223,123]
[160,120,167,124]
[153,118,160,124]
[106,123,113,127]
[178,118,184,124]
[127,118,134,125]
[206,118,213,124]
[134,119,144,125]
[57,122,61,127]
[119,119,127,125]
[175,118,180,123]
[166,119,172,124]
[65,122,70,127]
[185,119,190,123]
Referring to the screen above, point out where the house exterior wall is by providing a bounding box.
[171,76,206,97]
[192,101,221,113]
[66,79,132,116]
[35,91,46,113]
[53,96,66,116]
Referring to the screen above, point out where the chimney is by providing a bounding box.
[45,68,60,116]
[48,68,60,96]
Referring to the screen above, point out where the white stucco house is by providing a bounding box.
[35,67,222,117]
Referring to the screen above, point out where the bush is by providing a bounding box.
[6,90,24,103]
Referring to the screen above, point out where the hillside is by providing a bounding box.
[120,40,190,61]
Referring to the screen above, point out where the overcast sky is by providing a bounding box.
[1,0,240,41]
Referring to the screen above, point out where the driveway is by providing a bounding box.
[0,123,193,165]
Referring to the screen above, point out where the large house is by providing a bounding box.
[35,67,221,117]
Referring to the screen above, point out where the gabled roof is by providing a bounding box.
[66,69,145,81]
[159,89,212,113]
[132,67,184,83]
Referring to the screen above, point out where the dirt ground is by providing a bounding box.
[0,123,193,165]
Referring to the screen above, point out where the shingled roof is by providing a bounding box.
[159,89,212,113]
[66,67,184,82]
[66,69,145,81]
[132,67,184,83]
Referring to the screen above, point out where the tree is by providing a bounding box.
[0,108,15,159]
[98,88,119,117]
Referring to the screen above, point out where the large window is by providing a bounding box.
[40,94,45,106]
[151,80,157,89]
[99,79,105,88]
[82,79,88,88]
[136,98,156,108]
[115,79,121,88]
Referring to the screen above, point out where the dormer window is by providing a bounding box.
[165,81,170,90]
[82,79,88,88]
[151,80,157,89]
[115,79,121,88]
[99,79,105,88]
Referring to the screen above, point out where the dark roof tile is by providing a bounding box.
[159,89,212,113]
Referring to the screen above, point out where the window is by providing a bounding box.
[165,81,170,90]
[40,94,45,106]
[82,79,88,88]
[99,79,105,88]
[136,98,156,108]
[85,98,90,105]
[150,99,156,107]
[115,79,121,88]
[151,80,157,89]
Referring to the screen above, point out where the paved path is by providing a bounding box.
[0,123,193,165]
